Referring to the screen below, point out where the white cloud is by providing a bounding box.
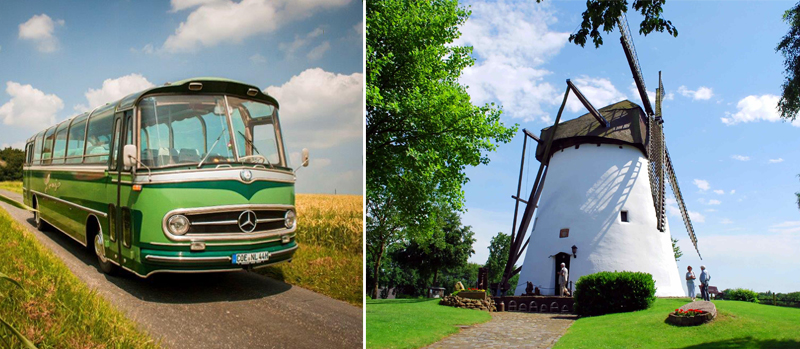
[770,221,800,234]
[306,41,331,60]
[170,0,225,12]
[705,208,717,212]
[0,81,63,129]
[721,94,800,127]
[565,76,627,114]
[731,155,750,161]
[730,190,735,195]
[677,85,713,101]
[720,218,733,224]
[693,179,710,191]
[250,53,267,64]
[264,68,362,149]
[354,21,363,36]
[769,158,784,163]
[74,74,154,113]
[688,210,705,223]
[280,27,325,57]
[713,189,724,195]
[18,14,64,53]
[707,199,721,205]
[163,0,349,52]
[456,0,569,122]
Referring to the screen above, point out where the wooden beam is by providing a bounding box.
[511,195,528,204]
[522,128,541,143]
[567,79,609,128]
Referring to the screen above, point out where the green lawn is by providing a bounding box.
[555,298,800,348]
[367,298,492,348]
[0,201,159,347]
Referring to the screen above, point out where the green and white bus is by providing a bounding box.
[21,78,306,277]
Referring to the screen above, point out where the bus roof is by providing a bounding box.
[27,77,278,142]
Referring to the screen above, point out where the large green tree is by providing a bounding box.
[484,232,518,295]
[0,148,24,182]
[366,0,516,298]
[557,0,677,48]
[391,208,476,287]
[777,3,800,121]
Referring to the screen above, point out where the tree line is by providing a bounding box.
[0,148,24,182]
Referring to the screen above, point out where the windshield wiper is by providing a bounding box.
[197,129,227,168]
[238,130,272,168]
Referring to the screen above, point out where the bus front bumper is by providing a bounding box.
[139,243,298,276]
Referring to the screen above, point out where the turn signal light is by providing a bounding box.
[133,185,142,192]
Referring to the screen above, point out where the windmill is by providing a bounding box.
[495,14,700,297]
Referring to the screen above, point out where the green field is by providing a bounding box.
[0,181,21,194]
[555,298,800,348]
[0,201,159,348]
[255,194,363,307]
[366,299,492,348]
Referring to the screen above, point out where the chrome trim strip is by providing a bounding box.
[33,190,108,218]
[191,220,237,226]
[146,233,294,247]
[41,217,88,247]
[143,268,243,278]
[145,255,232,263]
[135,167,295,184]
[270,244,298,258]
[256,217,283,224]
[28,165,107,173]
[162,204,295,242]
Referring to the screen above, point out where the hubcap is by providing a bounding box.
[94,233,107,263]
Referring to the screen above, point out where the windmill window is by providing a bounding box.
[559,228,569,238]
[621,211,629,222]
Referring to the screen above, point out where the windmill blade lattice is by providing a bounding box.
[665,147,702,259]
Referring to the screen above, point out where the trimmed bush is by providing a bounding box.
[723,288,759,303]
[573,271,657,316]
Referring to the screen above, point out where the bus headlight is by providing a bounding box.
[168,215,190,235]
[284,210,296,229]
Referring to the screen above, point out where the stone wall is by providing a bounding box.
[440,295,496,312]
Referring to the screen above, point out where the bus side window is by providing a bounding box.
[110,118,122,171]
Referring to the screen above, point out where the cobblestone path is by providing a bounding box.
[424,312,578,349]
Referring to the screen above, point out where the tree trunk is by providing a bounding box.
[433,269,439,287]
[371,242,385,299]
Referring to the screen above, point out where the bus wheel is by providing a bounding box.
[33,198,48,231]
[90,223,117,275]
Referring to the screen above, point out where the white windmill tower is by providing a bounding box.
[496,15,701,297]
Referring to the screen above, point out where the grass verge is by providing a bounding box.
[555,298,800,348]
[256,194,362,307]
[0,181,22,194]
[0,203,159,348]
[367,299,492,349]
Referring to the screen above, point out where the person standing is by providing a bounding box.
[559,263,569,296]
[699,265,711,301]
[686,266,697,301]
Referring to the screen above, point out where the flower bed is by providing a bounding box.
[666,301,717,326]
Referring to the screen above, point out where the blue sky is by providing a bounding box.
[458,0,800,293]
[0,0,363,195]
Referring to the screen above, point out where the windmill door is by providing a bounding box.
[554,252,571,294]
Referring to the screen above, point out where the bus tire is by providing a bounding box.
[88,218,117,275]
[32,197,49,231]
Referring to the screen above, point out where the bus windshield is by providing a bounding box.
[138,94,285,169]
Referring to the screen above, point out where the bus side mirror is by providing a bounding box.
[123,144,137,168]
[302,148,309,167]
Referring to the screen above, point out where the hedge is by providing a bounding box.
[573,271,657,316]
[723,288,759,303]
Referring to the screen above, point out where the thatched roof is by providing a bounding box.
[535,100,648,161]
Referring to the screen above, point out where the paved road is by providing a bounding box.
[425,312,576,349]
[0,190,363,349]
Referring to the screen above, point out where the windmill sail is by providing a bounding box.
[665,147,701,258]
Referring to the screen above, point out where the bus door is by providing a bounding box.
[108,111,136,269]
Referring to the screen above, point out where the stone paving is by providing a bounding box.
[425,312,578,349]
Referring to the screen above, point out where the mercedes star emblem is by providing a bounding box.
[238,210,257,233]
[240,169,253,182]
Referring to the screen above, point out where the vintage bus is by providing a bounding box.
[21,78,306,277]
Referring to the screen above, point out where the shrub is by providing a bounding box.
[573,271,657,316]
[723,288,759,303]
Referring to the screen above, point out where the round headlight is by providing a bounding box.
[168,215,190,235]
[284,210,296,229]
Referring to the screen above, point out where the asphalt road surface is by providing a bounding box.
[0,190,363,349]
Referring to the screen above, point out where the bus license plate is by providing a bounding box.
[232,251,270,265]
